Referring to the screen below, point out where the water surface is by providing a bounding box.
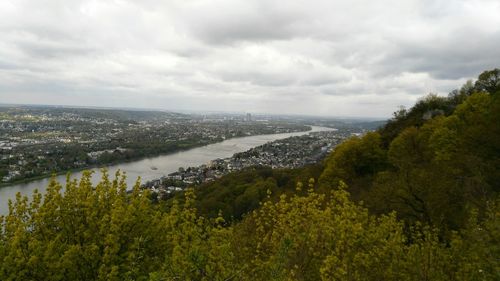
[0,126,333,215]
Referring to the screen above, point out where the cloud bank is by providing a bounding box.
[1,0,499,117]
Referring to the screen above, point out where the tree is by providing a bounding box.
[319,132,387,199]
[474,68,500,94]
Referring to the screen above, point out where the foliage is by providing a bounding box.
[319,132,387,199]
[167,165,325,221]
[378,94,452,147]
[317,70,500,234]
[474,68,500,94]
[1,173,498,280]
[1,69,499,280]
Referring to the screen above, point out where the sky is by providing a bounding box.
[0,0,499,118]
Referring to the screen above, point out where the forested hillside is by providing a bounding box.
[1,69,499,280]
[320,69,500,235]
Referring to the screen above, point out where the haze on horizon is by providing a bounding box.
[1,0,499,118]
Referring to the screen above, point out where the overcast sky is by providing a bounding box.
[1,0,499,118]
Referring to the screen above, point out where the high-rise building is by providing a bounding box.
[245,113,252,122]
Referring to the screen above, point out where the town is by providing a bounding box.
[141,128,360,200]
[0,106,311,185]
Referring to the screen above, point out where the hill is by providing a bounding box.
[1,69,499,280]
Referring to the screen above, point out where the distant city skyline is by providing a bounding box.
[1,0,499,118]
[0,102,385,121]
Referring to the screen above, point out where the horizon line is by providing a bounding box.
[0,102,389,121]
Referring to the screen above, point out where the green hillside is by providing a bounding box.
[1,69,499,280]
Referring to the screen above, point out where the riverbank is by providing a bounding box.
[0,126,333,215]
[141,129,345,200]
[1,127,313,189]
[0,140,213,188]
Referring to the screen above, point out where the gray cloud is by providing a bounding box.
[0,0,499,118]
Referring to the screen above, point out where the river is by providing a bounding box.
[0,126,334,215]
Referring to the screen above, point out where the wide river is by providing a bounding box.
[0,126,334,215]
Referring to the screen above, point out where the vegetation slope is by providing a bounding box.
[1,69,499,281]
